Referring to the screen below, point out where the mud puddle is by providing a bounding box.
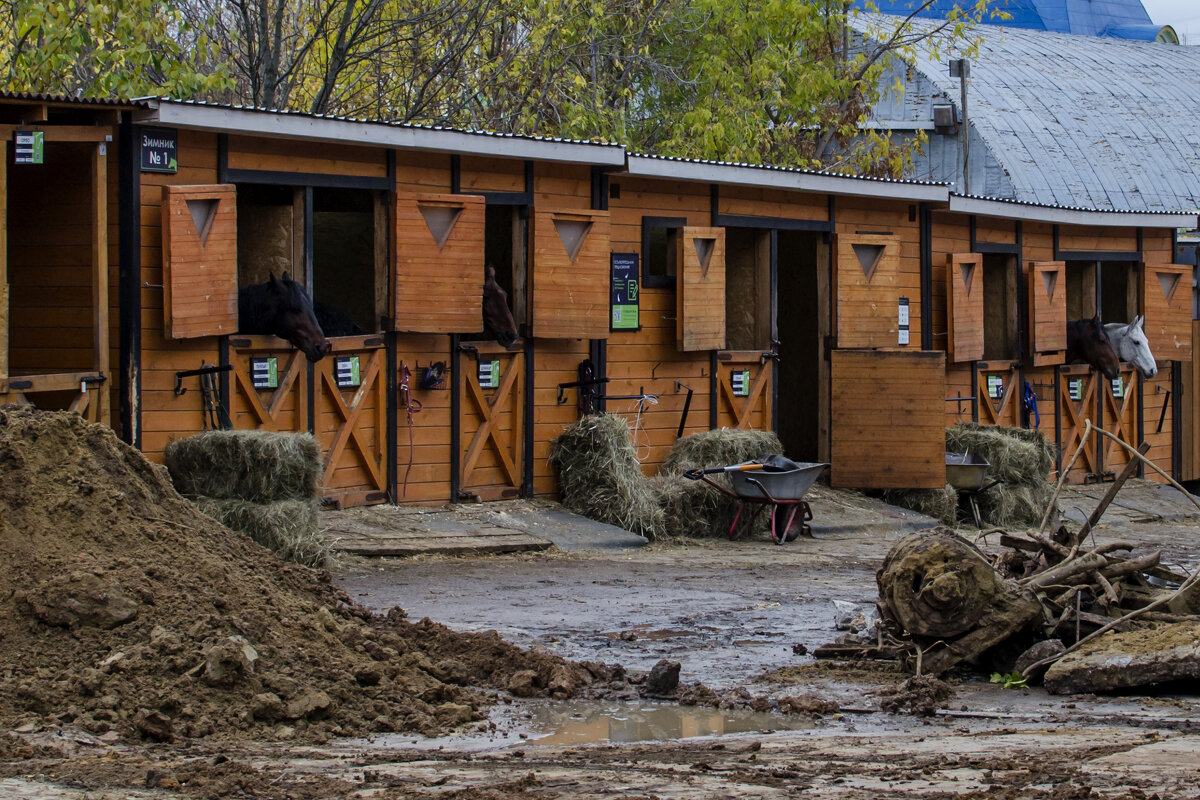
[355,699,815,753]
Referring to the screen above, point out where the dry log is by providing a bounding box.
[1100,549,1161,581]
[1025,552,1108,591]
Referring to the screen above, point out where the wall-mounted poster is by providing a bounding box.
[611,252,640,331]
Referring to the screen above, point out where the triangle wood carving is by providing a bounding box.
[186,198,219,246]
[1042,270,1058,301]
[693,237,715,275]
[418,204,462,249]
[1157,270,1181,305]
[853,243,884,281]
[959,261,976,295]
[553,218,593,262]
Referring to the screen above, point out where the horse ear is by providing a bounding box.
[1136,315,1145,329]
[1091,313,1102,326]
[268,271,280,285]
[281,271,292,284]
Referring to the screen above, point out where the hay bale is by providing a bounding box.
[193,497,329,568]
[647,474,757,540]
[945,423,1053,486]
[548,415,663,540]
[165,431,321,502]
[882,485,959,526]
[975,481,1056,529]
[659,429,784,476]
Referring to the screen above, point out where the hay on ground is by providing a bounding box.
[193,497,329,568]
[165,430,322,502]
[548,415,662,540]
[974,481,1056,529]
[659,428,784,476]
[647,474,758,540]
[882,485,959,526]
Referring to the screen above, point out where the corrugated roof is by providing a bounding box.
[151,98,622,150]
[628,152,945,187]
[0,90,141,107]
[901,23,1200,212]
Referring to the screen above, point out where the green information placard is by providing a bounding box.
[610,252,640,331]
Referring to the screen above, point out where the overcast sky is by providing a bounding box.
[1139,0,1200,41]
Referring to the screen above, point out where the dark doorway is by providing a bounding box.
[312,187,378,333]
[776,231,823,461]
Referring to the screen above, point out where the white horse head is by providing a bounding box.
[1106,316,1157,379]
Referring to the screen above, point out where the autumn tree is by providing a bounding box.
[0,0,230,98]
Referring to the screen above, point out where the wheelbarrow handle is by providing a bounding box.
[683,464,765,480]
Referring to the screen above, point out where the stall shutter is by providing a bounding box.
[946,253,984,363]
[836,233,904,349]
[830,350,946,489]
[1142,262,1192,361]
[393,192,485,333]
[532,208,611,339]
[162,184,237,339]
[677,226,726,351]
[1028,260,1067,366]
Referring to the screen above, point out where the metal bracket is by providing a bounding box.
[174,365,232,396]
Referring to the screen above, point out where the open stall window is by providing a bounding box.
[236,184,302,288]
[312,187,383,335]
[484,204,528,335]
[724,228,770,351]
[982,253,1019,360]
[641,216,685,288]
[1067,260,1138,327]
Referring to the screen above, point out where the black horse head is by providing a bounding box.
[483,265,520,350]
[1066,315,1120,380]
[237,272,331,362]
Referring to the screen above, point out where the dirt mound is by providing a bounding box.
[0,408,595,743]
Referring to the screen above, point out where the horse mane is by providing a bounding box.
[236,281,276,335]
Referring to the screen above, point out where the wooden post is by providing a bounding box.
[92,142,110,424]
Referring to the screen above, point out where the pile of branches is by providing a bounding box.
[821,422,1200,682]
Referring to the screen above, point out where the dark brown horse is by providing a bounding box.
[237,272,331,362]
[483,265,520,349]
[1066,316,1120,380]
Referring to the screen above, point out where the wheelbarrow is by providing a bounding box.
[946,451,1002,528]
[684,459,828,544]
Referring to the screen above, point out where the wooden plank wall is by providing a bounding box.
[835,198,921,349]
[8,143,98,375]
[227,135,387,178]
[138,130,225,458]
[394,152,456,503]
[530,163,593,497]
[1142,365,1174,483]
[590,177,707,477]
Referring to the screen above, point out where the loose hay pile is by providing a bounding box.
[548,414,663,540]
[550,418,785,540]
[165,430,328,567]
[0,408,598,743]
[885,423,1056,528]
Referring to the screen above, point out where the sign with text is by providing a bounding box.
[478,359,500,389]
[610,252,640,330]
[335,356,362,389]
[14,131,44,164]
[251,357,279,390]
[140,127,178,174]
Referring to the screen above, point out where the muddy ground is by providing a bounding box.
[6,476,1200,798]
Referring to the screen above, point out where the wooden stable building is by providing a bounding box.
[1,92,1196,508]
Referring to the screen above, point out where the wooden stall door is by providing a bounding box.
[1057,364,1101,482]
[1028,261,1067,366]
[458,341,524,501]
[531,208,611,339]
[393,192,485,333]
[830,350,946,489]
[1099,364,1140,476]
[835,233,903,349]
[715,350,772,430]
[975,361,1021,427]
[946,253,984,363]
[162,185,238,339]
[314,335,388,508]
[229,336,309,433]
[677,227,726,351]
[1141,262,1192,361]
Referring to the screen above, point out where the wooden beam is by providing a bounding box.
[92,141,110,425]
[4,371,104,393]
[0,124,114,143]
